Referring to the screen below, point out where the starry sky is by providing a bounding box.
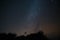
[0,0,60,36]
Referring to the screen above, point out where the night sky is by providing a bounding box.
[0,0,60,36]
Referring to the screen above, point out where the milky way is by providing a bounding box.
[24,0,40,33]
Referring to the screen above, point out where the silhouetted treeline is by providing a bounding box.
[0,31,48,40]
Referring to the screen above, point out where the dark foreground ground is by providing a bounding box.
[0,31,48,40]
[0,31,59,40]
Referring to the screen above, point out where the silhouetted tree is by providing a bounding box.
[0,33,8,40]
[7,33,16,40]
[0,31,48,40]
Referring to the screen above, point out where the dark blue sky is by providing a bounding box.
[0,0,60,35]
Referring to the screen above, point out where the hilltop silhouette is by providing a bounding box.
[0,31,48,40]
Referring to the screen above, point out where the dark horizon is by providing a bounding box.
[0,31,59,40]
